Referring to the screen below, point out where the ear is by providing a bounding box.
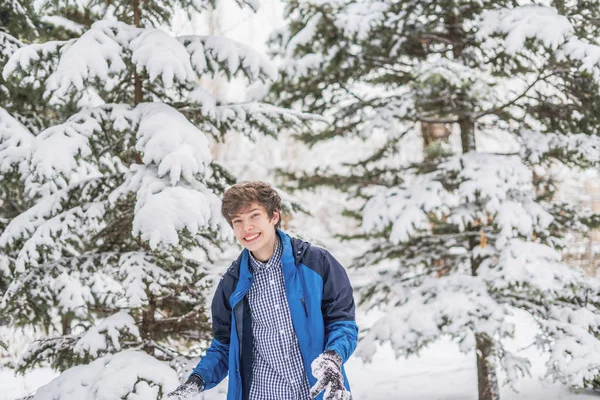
[272,209,280,224]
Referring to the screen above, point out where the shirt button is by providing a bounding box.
[279,329,284,334]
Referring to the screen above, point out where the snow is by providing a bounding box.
[29,350,179,400]
[73,311,140,358]
[362,176,456,244]
[134,103,212,184]
[519,130,600,166]
[480,239,582,293]
[40,15,85,35]
[179,35,277,82]
[362,152,542,244]
[4,311,600,399]
[4,2,600,400]
[0,367,57,400]
[0,32,23,62]
[0,107,34,175]
[358,274,510,361]
[333,2,389,41]
[109,164,227,249]
[478,6,573,54]
[478,5,600,80]
[130,28,196,87]
[4,20,278,98]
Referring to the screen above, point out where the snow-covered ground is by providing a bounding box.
[3,308,599,400]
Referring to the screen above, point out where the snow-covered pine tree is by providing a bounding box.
[0,0,39,333]
[0,0,313,398]
[0,1,108,367]
[0,0,38,132]
[0,0,90,136]
[271,1,600,399]
[0,0,98,264]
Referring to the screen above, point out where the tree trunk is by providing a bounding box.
[462,115,496,400]
[61,314,72,335]
[471,253,500,400]
[141,296,155,355]
[133,0,143,105]
[476,333,500,400]
[459,116,476,153]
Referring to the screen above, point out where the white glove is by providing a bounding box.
[310,350,352,400]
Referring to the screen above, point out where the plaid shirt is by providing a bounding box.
[247,236,310,400]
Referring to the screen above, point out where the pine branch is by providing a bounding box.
[474,71,554,119]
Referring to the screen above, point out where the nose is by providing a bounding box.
[242,221,254,233]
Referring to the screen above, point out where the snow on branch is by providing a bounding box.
[333,1,389,41]
[478,6,573,53]
[519,129,600,167]
[362,174,457,244]
[212,102,319,139]
[276,1,389,75]
[184,87,321,139]
[362,153,547,245]
[19,104,130,197]
[22,103,212,197]
[480,239,585,295]
[441,153,533,206]
[478,6,600,76]
[2,102,227,263]
[73,311,140,358]
[0,106,34,175]
[117,252,171,308]
[0,31,23,61]
[0,252,123,321]
[545,305,600,387]
[0,176,115,270]
[134,103,212,185]
[108,165,226,250]
[179,35,277,82]
[358,274,511,361]
[40,15,85,35]
[3,20,278,97]
[31,350,179,400]
[2,39,65,81]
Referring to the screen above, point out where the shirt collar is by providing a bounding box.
[249,235,282,274]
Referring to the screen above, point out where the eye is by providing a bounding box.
[251,213,260,218]
[232,220,241,224]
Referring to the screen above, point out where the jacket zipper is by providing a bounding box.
[297,270,312,346]
[301,297,308,317]
[231,275,252,399]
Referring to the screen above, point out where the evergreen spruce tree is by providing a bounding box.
[0,0,312,398]
[271,1,600,399]
[0,0,103,360]
[0,0,39,334]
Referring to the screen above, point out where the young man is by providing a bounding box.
[167,181,358,400]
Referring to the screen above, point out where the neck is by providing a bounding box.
[252,233,278,262]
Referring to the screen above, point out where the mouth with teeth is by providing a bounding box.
[244,233,261,243]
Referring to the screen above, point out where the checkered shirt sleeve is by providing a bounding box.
[247,237,310,400]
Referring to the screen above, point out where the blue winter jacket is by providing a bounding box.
[190,230,359,400]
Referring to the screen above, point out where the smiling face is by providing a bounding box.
[231,202,280,262]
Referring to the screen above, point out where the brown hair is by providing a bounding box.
[221,181,282,229]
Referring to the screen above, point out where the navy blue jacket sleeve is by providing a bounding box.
[320,250,359,363]
[190,276,232,389]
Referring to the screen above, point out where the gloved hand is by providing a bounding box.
[309,350,352,400]
[166,374,205,400]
